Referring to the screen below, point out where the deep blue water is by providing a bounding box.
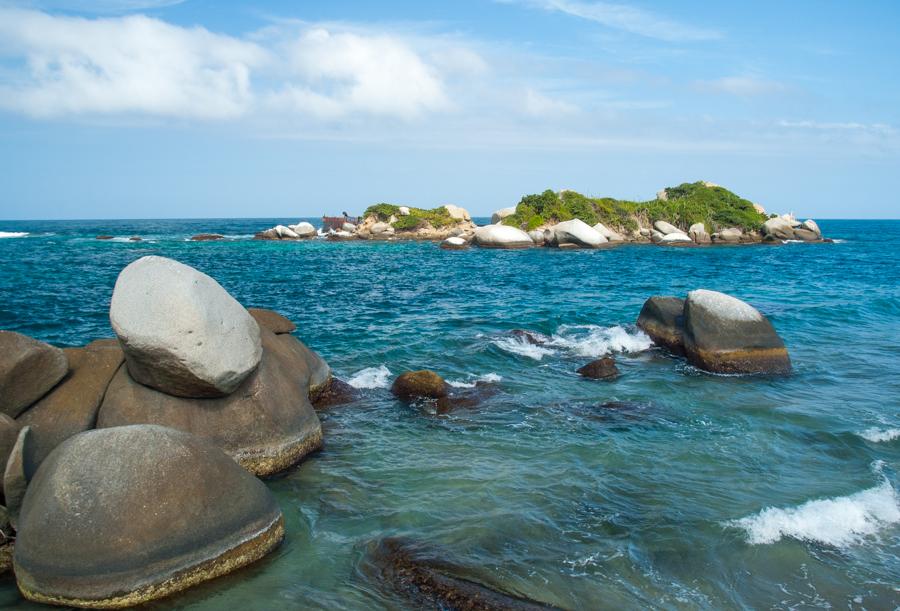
[0,219,899,609]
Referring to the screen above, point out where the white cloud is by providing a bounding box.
[501,0,721,42]
[778,120,894,135]
[0,9,264,119]
[522,88,578,117]
[695,75,786,96]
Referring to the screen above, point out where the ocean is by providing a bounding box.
[0,218,898,609]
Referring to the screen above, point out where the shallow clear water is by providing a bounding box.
[0,219,898,609]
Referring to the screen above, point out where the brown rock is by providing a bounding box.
[636,296,685,355]
[97,327,323,476]
[95,235,114,240]
[274,334,331,399]
[3,426,33,528]
[391,371,449,401]
[128,236,142,242]
[0,331,68,418]
[576,357,619,380]
[190,233,224,241]
[793,228,820,242]
[248,308,296,335]
[311,378,360,409]
[17,339,124,469]
[0,415,21,496]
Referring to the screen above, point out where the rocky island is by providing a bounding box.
[253,181,827,249]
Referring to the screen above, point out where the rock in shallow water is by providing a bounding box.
[0,331,68,418]
[391,371,449,401]
[636,296,685,355]
[474,225,533,249]
[14,425,284,608]
[577,357,619,380]
[548,219,608,248]
[683,289,791,375]
[109,256,263,398]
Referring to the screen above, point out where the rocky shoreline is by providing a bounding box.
[252,181,829,249]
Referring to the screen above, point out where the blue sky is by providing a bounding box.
[0,0,898,219]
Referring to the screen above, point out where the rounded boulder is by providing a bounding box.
[391,371,449,401]
[636,296,685,355]
[0,331,68,418]
[14,425,284,608]
[474,225,533,249]
[109,256,263,398]
[548,219,608,248]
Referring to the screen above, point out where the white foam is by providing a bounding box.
[447,373,503,388]
[492,336,555,361]
[548,325,652,358]
[859,428,900,443]
[347,365,392,389]
[0,231,28,238]
[728,463,900,546]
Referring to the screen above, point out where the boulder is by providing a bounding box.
[636,296,685,355]
[762,217,795,240]
[781,214,802,228]
[370,222,394,236]
[311,378,360,409]
[0,331,68,418]
[653,220,682,235]
[254,228,279,240]
[656,189,669,201]
[713,227,743,243]
[650,230,664,243]
[683,289,791,375]
[443,205,471,221]
[577,357,619,380]
[398,206,411,216]
[391,371,449,402]
[275,224,300,239]
[801,219,821,237]
[473,225,533,249]
[190,234,224,241]
[0,415,21,493]
[328,230,356,240]
[528,230,546,245]
[248,308,296,335]
[3,426,32,528]
[659,232,693,244]
[14,425,284,608]
[753,203,767,215]
[440,236,468,250]
[97,327,323,476]
[289,221,316,238]
[17,340,124,469]
[491,206,517,224]
[548,219,608,248]
[109,256,263,398]
[342,222,357,232]
[275,334,332,401]
[592,223,625,242]
[688,223,711,244]
[793,228,820,241]
[128,236,142,242]
[95,235,114,240]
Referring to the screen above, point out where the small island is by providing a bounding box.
[254,181,827,249]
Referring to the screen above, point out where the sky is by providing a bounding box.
[0,0,898,220]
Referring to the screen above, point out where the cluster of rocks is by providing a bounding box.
[254,221,317,240]
[637,289,792,375]
[356,204,477,241]
[762,215,824,243]
[0,256,347,607]
[389,370,499,414]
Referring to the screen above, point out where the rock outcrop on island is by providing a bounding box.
[357,204,476,241]
[547,219,608,248]
[13,425,284,608]
[473,224,533,249]
[636,290,791,375]
[254,222,317,240]
[110,256,263,398]
[0,332,68,418]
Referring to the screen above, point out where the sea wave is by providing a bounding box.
[492,336,556,361]
[549,324,652,358]
[347,365,392,389]
[447,373,503,388]
[727,462,900,547]
[0,231,28,238]
[858,428,900,443]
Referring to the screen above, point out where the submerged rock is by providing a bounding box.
[577,357,619,380]
[190,234,224,241]
[14,425,284,608]
[683,289,791,375]
[509,329,549,345]
[97,327,323,476]
[17,339,124,469]
[473,225,533,249]
[391,371,449,402]
[369,537,558,611]
[248,307,296,335]
[0,331,68,418]
[636,296,685,355]
[109,256,263,398]
[548,219,608,248]
[311,377,360,409]
[95,235,114,240]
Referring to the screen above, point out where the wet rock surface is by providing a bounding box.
[636,296,686,355]
[576,357,619,380]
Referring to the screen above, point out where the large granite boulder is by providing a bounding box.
[3,426,32,527]
[688,223,711,244]
[0,415,21,494]
[473,225,533,249]
[14,425,284,608]
[658,232,692,245]
[577,357,619,380]
[17,339,124,469]
[683,289,791,375]
[443,205,472,221]
[713,227,743,243]
[97,327,323,476]
[636,296,685,355]
[653,220,682,235]
[110,256,263,398]
[276,333,332,401]
[491,206,517,224]
[248,308,296,335]
[289,221,316,238]
[391,371,449,401]
[440,236,468,250]
[592,223,625,242]
[793,228,820,241]
[528,230,546,245]
[548,219,608,248]
[762,217,795,240]
[0,332,68,418]
[801,219,821,237]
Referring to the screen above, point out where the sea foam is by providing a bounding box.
[548,325,653,358]
[728,463,900,547]
[447,373,503,388]
[347,365,392,389]
[492,336,555,361]
[858,428,900,443]
[0,231,28,238]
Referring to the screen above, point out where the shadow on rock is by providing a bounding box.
[363,537,561,611]
[311,378,361,410]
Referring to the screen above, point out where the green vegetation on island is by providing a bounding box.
[363,203,455,231]
[502,181,767,233]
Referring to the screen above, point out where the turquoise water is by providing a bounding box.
[0,219,898,609]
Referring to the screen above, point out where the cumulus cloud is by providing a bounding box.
[501,0,721,42]
[695,75,786,96]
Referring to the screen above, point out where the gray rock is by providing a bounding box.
[650,230,665,243]
[683,289,791,375]
[97,327,322,476]
[443,205,471,221]
[528,230,546,245]
[398,206,410,216]
[440,236,468,250]
[762,217,795,240]
[248,308,296,334]
[0,331,68,418]
[275,224,300,239]
[793,228,820,241]
[342,222,357,232]
[3,426,32,528]
[474,225,533,249]
[548,219,608,248]
[577,357,619,380]
[13,425,284,608]
[801,219,821,237]
[110,256,263,398]
[592,222,625,242]
[289,222,316,238]
[688,223,711,244]
[491,206,517,224]
[636,296,685,355]
[713,227,743,243]
[0,415,21,496]
[653,220,682,235]
[659,232,693,244]
[371,222,394,235]
[17,340,124,470]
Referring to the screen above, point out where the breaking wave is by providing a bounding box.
[858,428,900,443]
[447,373,503,388]
[347,365,392,389]
[0,231,28,238]
[548,324,653,358]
